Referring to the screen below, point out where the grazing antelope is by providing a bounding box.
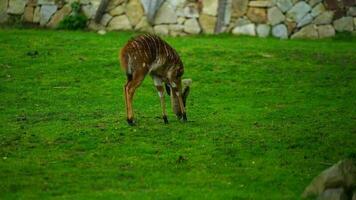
[120,34,190,125]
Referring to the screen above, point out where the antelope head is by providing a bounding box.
[167,78,192,121]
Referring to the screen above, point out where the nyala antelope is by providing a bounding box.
[120,34,191,125]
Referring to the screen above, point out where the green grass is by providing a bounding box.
[0,29,355,199]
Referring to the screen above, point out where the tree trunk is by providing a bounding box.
[215,0,228,34]
[94,0,110,23]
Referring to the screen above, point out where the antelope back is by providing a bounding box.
[120,34,183,77]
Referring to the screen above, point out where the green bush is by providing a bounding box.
[58,2,87,30]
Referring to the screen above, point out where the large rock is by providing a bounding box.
[27,0,37,7]
[154,1,177,24]
[109,5,125,16]
[100,13,113,26]
[297,13,313,27]
[82,1,100,19]
[0,0,7,13]
[308,0,322,7]
[135,16,153,32]
[313,11,334,25]
[302,160,356,198]
[285,19,297,34]
[47,5,71,28]
[268,6,285,25]
[7,0,26,14]
[107,0,125,11]
[184,4,199,18]
[232,0,249,17]
[286,2,311,22]
[39,5,57,26]
[154,24,169,35]
[276,0,293,13]
[203,0,218,16]
[257,24,270,37]
[126,0,144,26]
[272,24,288,38]
[247,7,267,23]
[333,17,354,32]
[23,6,34,23]
[317,188,348,200]
[311,3,325,17]
[292,24,318,39]
[108,15,132,30]
[317,24,335,38]
[184,18,201,34]
[33,6,40,23]
[232,23,256,36]
[199,14,216,34]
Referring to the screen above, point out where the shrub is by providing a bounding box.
[58,2,87,30]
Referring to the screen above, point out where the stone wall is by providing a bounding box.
[1,0,355,39]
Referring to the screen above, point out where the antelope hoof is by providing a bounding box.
[181,113,187,122]
[127,118,135,126]
[163,115,168,124]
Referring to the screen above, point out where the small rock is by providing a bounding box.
[109,5,124,16]
[154,25,169,35]
[97,30,106,35]
[313,11,334,25]
[100,13,113,27]
[311,3,325,17]
[297,13,313,27]
[7,0,26,14]
[232,23,256,36]
[47,5,71,28]
[247,7,267,23]
[257,24,270,37]
[347,7,356,16]
[184,5,199,18]
[232,0,249,17]
[184,18,201,34]
[286,2,311,22]
[39,5,57,26]
[202,0,218,16]
[317,188,348,200]
[248,1,273,7]
[272,24,288,39]
[308,0,322,7]
[33,6,40,23]
[268,6,285,25]
[177,17,185,24]
[333,17,354,32]
[285,19,297,34]
[317,25,335,38]
[82,1,100,19]
[126,0,144,26]
[169,24,184,32]
[135,16,153,33]
[291,24,318,39]
[199,14,217,34]
[23,6,34,22]
[276,0,293,13]
[154,1,177,24]
[108,15,132,31]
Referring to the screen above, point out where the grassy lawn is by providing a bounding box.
[0,29,355,199]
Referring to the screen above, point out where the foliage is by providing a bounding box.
[58,2,87,30]
[0,29,355,199]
